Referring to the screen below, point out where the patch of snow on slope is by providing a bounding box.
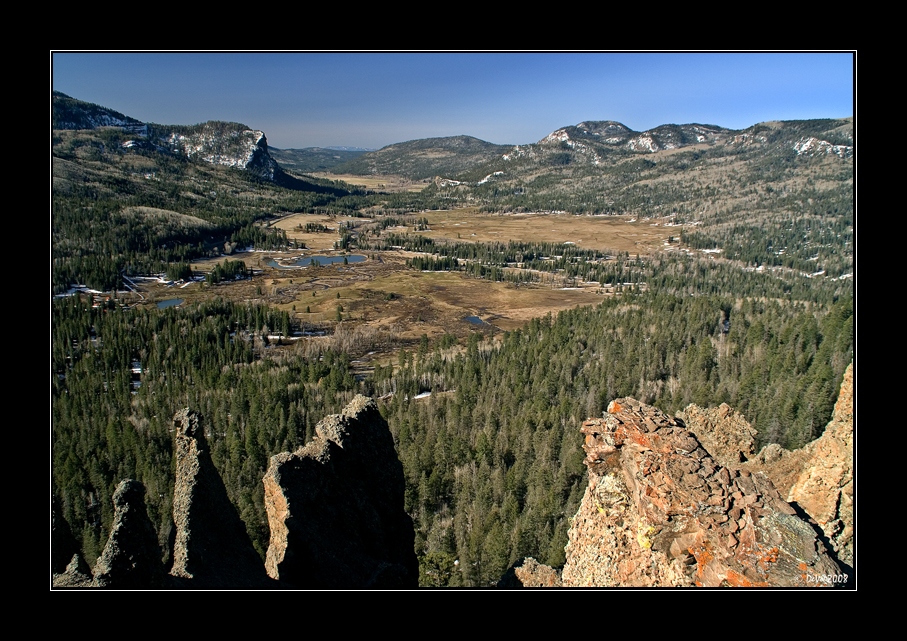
[543,129,571,144]
[477,171,504,185]
[793,136,853,158]
[627,135,658,152]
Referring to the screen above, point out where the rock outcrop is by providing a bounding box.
[164,122,279,181]
[500,557,563,587]
[679,402,758,469]
[54,398,415,589]
[263,395,418,588]
[51,554,94,588]
[742,443,812,499]
[787,362,854,568]
[169,408,274,588]
[53,480,164,588]
[559,398,841,587]
[92,480,164,588]
[52,93,280,181]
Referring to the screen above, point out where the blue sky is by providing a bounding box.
[51,52,854,150]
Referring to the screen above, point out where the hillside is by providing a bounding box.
[53,91,146,131]
[331,135,511,180]
[269,146,367,174]
[322,117,853,280]
[51,93,360,293]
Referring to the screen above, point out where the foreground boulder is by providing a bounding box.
[263,395,418,588]
[560,398,841,587]
[499,557,563,587]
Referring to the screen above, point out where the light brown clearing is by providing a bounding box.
[419,209,677,255]
[125,209,666,363]
[313,173,430,193]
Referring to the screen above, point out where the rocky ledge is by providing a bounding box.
[558,398,843,587]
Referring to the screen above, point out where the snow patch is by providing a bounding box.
[627,135,658,152]
[793,136,853,158]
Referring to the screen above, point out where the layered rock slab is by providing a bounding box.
[263,395,417,588]
[561,398,841,587]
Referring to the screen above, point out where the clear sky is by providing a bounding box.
[51,52,855,150]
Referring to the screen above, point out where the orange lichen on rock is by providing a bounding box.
[561,397,844,588]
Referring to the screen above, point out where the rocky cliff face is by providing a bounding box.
[52,397,415,589]
[786,362,854,568]
[683,363,854,572]
[169,408,273,587]
[679,402,758,469]
[164,122,279,181]
[52,93,280,181]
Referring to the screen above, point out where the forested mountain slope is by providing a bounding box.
[52,94,362,293]
[268,147,367,174]
[331,135,512,180]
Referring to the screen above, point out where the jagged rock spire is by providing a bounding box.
[263,395,418,588]
[93,480,164,588]
[170,408,272,587]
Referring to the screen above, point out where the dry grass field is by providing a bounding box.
[416,208,677,255]
[130,208,666,362]
[155,249,602,337]
[313,173,430,193]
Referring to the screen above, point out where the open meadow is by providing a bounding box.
[413,208,677,255]
[128,209,639,366]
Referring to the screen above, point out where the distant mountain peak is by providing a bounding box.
[52,93,279,180]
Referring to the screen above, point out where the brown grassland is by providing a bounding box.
[314,173,430,193]
[132,209,674,366]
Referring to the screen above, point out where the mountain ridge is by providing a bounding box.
[53,92,279,181]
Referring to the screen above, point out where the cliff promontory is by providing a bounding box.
[509,361,854,589]
[560,398,841,587]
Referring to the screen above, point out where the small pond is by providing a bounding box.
[266,254,366,269]
[157,298,183,309]
[464,315,485,325]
